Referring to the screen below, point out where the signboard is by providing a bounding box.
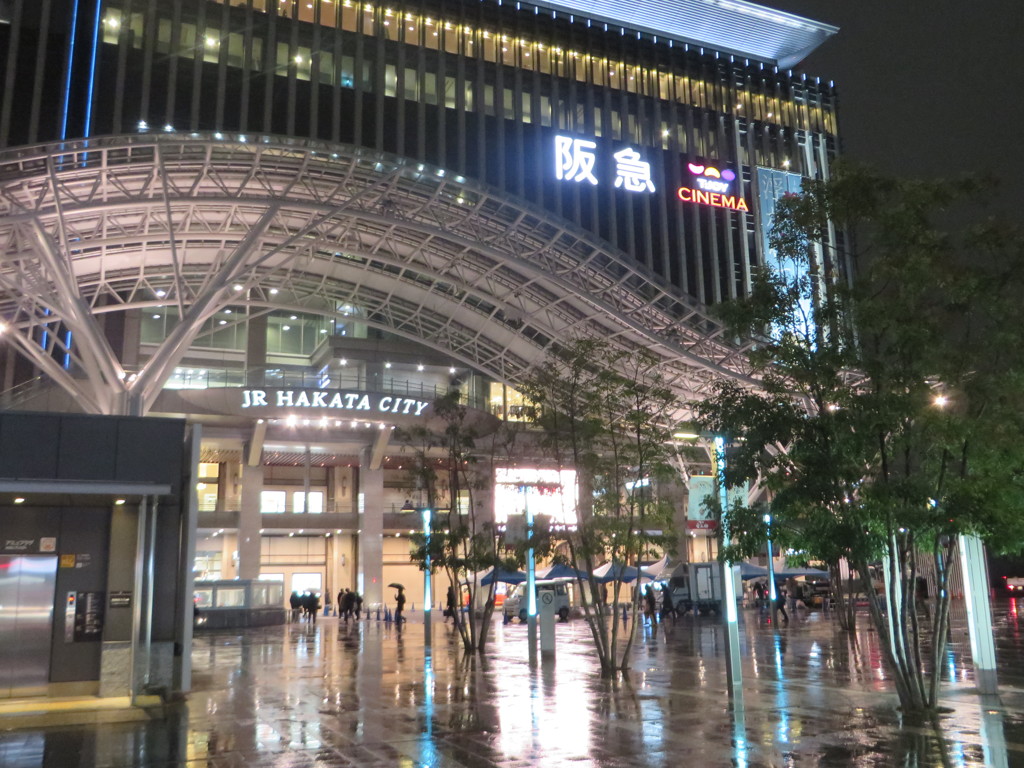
[686,476,717,532]
[109,590,132,609]
[553,135,749,214]
[756,166,814,339]
[67,591,104,642]
[555,135,657,194]
[677,163,748,212]
[687,476,748,532]
[241,389,429,416]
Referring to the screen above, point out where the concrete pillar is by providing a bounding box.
[357,447,384,608]
[238,464,264,580]
[246,314,268,384]
[121,308,141,369]
[332,465,356,514]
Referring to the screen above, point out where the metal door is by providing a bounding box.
[0,556,58,698]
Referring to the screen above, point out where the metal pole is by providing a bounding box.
[423,507,432,648]
[142,497,157,689]
[714,437,743,695]
[764,513,777,603]
[129,497,148,705]
[525,489,537,666]
[959,533,998,694]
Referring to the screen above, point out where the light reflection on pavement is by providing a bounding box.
[3,600,1024,767]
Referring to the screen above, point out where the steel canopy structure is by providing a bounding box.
[0,133,756,418]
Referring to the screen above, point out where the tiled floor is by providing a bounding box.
[4,601,1024,767]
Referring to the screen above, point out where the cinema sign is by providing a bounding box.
[676,163,749,212]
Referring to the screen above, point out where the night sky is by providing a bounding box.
[768,1,1024,220]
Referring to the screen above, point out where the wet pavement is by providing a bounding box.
[4,600,1024,767]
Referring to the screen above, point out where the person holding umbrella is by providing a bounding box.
[390,583,406,626]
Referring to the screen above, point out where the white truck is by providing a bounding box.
[503,581,571,622]
[668,562,732,615]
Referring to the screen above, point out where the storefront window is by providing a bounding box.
[261,491,287,513]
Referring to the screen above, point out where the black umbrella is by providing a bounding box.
[388,583,405,589]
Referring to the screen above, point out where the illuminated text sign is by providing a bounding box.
[554,135,655,193]
[677,163,748,212]
[241,389,430,416]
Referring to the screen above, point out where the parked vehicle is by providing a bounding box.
[1002,576,1024,594]
[503,581,571,622]
[668,562,729,615]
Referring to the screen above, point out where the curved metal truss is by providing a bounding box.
[0,133,756,417]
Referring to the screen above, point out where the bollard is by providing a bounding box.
[384,608,392,623]
[376,606,381,621]
[622,605,628,623]
[411,602,415,612]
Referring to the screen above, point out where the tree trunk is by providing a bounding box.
[829,562,856,631]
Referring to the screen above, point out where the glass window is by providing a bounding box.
[193,551,222,581]
[385,64,397,97]
[194,588,214,608]
[261,490,287,513]
[215,586,246,608]
[198,462,220,480]
[291,572,322,596]
[292,491,324,514]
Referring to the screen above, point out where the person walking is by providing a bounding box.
[660,584,676,621]
[289,591,301,622]
[395,586,406,627]
[337,588,347,619]
[445,586,458,623]
[341,589,355,621]
[308,592,321,623]
[353,591,363,620]
[644,584,657,623]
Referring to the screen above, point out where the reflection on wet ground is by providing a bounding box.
[4,600,1024,767]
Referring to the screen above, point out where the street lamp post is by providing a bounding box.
[714,436,744,695]
[422,506,432,648]
[764,512,777,605]
[524,489,537,666]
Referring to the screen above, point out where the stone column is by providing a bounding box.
[238,463,264,580]
[246,314,268,384]
[357,447,384,609]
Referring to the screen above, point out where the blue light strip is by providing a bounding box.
[83,0,104,138]
[63,331,72,370]
[422,508,432,613]
[60,0,83,140]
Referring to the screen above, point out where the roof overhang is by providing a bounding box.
[523,0,838,67]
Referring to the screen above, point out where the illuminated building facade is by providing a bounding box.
[0,0,839,666]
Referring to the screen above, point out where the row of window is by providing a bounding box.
[102,1,836,136]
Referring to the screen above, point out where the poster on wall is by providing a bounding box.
[687,476,748,533]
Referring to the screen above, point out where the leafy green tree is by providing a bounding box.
[402,392,531,653]
[521,339,679,674]
[695,165,1024,715]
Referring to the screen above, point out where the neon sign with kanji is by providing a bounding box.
[554,135,655,194]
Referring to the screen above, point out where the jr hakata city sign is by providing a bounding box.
[241,389,430,416]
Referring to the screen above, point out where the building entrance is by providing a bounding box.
[0,555,57,698]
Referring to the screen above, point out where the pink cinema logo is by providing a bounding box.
[677,163,748,212]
